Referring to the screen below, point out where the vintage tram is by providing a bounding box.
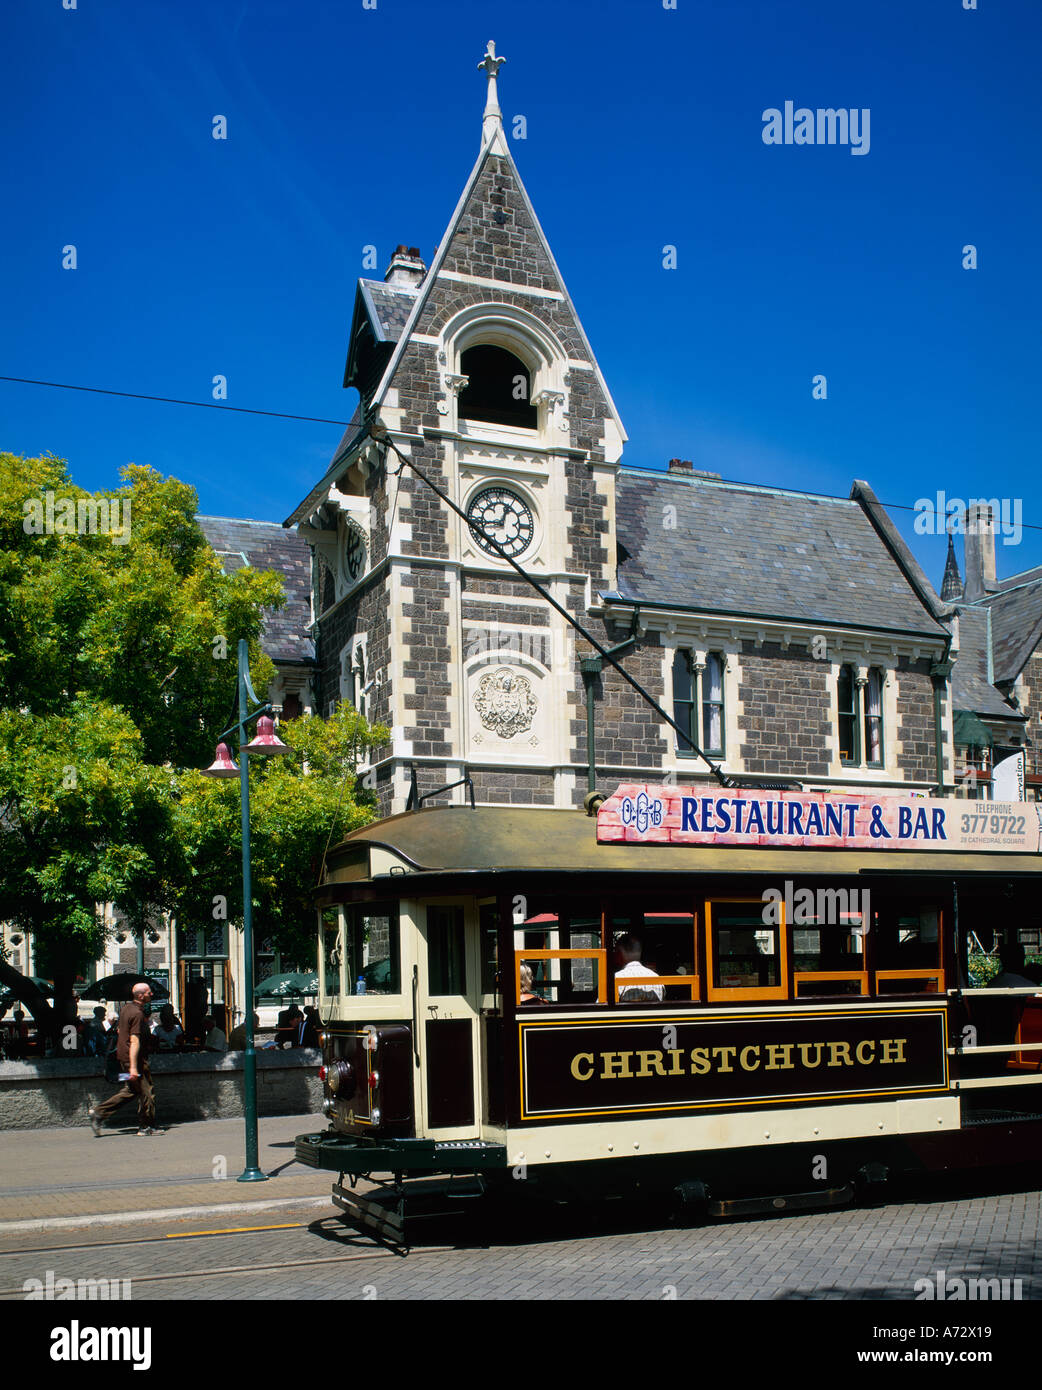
[295,785,1042,1239]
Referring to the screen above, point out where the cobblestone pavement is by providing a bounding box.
[2,1178,1039,1301]
[0,1113,332,1225]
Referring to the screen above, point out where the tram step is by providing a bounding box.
[710,1184,854,1219]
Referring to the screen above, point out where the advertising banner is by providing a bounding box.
[597,786,1042,853]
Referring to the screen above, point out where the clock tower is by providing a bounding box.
[286,42,628,813]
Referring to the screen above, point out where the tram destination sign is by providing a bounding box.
[597,786,1042,853]
[518,1006,949,1121]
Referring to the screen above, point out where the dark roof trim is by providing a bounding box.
[850,480,949,626]
[598,594,947,644]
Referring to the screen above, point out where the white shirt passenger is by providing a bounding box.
[616,961,664,1002]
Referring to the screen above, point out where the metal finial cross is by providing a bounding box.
[478,39,506,81]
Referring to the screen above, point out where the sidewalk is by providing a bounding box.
[0,1112,336,1230]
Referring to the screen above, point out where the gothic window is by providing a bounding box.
[673,650,726,757]
[864,668,884,766]
[838,665,887,767]
[458,344,537,429]
[838,665,859,763]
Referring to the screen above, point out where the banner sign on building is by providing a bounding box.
[597,785,1042,853]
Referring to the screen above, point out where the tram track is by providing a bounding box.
[0,1245,442,1298]
[0,1219,457,1297]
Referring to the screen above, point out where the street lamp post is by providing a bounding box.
[201,638,291,1182]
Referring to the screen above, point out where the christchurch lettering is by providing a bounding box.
[762,101,871,155]
[570,1038,907,1080]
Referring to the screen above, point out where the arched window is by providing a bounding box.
[458,345,537,429]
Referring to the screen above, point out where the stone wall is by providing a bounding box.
[737,641,832,779]
[895,657,945,784]
[0,1051,322,1131]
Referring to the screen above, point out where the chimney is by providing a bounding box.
[667,458,722,480]
[384,245,426,289]
[963,502,997,601]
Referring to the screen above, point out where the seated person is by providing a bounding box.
[275,1003,302,1048]
[615,934,663,1002]
[227,1011,260,1051]
[292,1006,323,1049]
[992,941,1037,990]
[202,1015,228,1052]
[151,1003,184,1050]
[518,963,547,1006]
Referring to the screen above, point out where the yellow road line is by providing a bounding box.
[164,1222,304,1238]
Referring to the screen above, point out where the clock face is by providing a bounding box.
[467,487,535,559]
[341,524,366,582]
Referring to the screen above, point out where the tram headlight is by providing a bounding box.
[326,1060,354,1097]
[371,1107,382,1126]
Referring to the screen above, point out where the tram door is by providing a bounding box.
[415,900,482,1138]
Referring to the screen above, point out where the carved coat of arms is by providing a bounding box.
[474,667,537,739]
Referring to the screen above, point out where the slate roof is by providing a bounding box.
[609,471,948,636]
[949,606,1024,723]
[358,280,419,342]
[978,579,1042,684]
[197,517,314,665]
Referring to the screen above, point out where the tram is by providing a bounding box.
[295,784,1042,1239]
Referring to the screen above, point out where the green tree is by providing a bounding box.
[0,698,173,1040]
[169,705,388,971]
[0,453,294,1036]
[0,453,284,767]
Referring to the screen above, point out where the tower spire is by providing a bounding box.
[478,40,508,154]
[940,527,963,603]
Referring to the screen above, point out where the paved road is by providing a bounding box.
[2,1176,1039,1301]
[0,1113,334,1227]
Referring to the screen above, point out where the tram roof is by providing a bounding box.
[321,806,1042,888]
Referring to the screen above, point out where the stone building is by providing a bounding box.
[283,43,962,812]
[939,507,1038,801]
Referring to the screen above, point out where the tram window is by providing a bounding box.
[428,905,466,995]
[344,904,400,995]
[875,907,943,994]
[793,913,867,996]
[611,910,698,1002]
[480,902,499,994]
[707,902,786,998]
[514,898,605,1004]
[321,908,341,996]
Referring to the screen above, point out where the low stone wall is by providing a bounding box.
[0,1050,323,1130]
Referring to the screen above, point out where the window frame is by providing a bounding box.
[838,664,860,765]
[673,648,726,759]
[705,897,789,1003]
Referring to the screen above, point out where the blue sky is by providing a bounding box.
[3,0,1041,589]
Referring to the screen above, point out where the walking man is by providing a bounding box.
[88,982,158,1136]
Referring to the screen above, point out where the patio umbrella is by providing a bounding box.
[79,973,170,1002]
[0,977,54,1007]
[254,970,320,999]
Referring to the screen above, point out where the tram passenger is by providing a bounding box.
[614,934,663,1002]
[518,964,547,1006]
[992,941,1036,990]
